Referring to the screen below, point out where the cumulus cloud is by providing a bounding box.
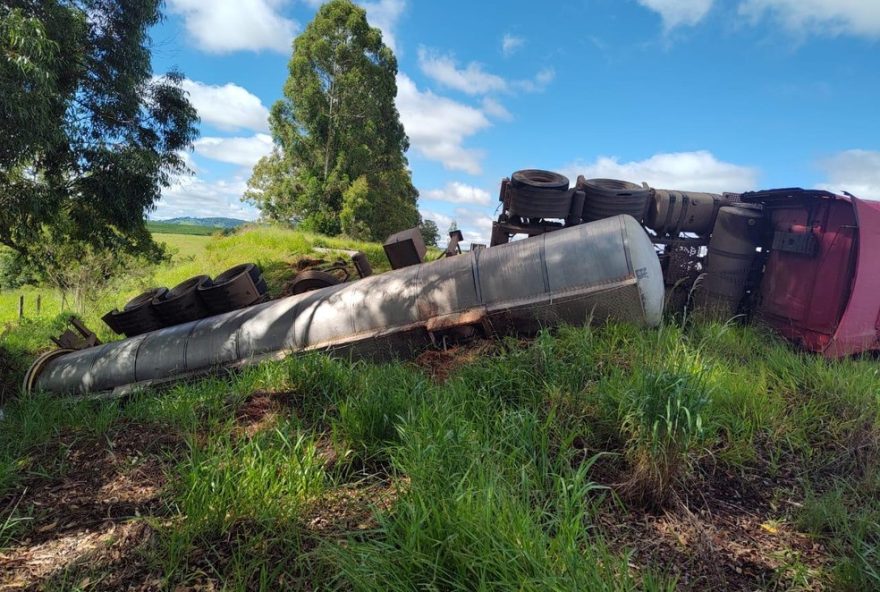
[739,0,880,39]
[157,174,259,220]
[817,149,880,200]
[361,0,406,52]
[419,209,453,231]
[481,97,513,120]
[417,47,507,95]
[194,134,275,168]
[180,79,270,132]
[453,208,495,247]
[424,182,492,206]
[166,0,297,54]
[560,150,759,193]
[418,48,554,95]
[512,68,555,93]
[395,74,491,174]
[501,33,525,57]
[637,0,714,29]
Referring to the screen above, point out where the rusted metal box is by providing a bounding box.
[383,228,426,269]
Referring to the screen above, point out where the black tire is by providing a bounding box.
[289,270,341,295]
[153,275,213,326]
[124,287,168,310]
[198,263,265,314]
[507,169,572,219]
[103,287,168,337]
[580,177,652,223]
[510,169,569,191]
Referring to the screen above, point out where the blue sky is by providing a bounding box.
[149,0,880,246]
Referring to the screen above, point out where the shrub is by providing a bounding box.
[619,366,711,507]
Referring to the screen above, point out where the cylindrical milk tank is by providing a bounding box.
[695,205,764,316]
[646,190,729,235]
[27,215,665,396]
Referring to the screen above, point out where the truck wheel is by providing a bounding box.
[289,270,341,295]
[580,177,652,223]
[198,263,267,314]
[153,275,213,326]
[103,287,168,337]
[507,169,572,219]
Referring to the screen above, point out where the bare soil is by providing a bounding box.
[0,423,179,590]
[600,463,828,591]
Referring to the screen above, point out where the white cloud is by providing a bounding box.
[512,68,555,93]
[454,208,495,247]
[157,174,258,220]
[180,79,269,133]
[738,0,880,39]
[361,0,406,53]
[167,0,298,54]
[637,0,714,29]
[560,150,759,193]
[417,47,508,95]
[501,34,524,57]
[194,134,275,168]
[481,97,513,120]
[395,74,491,174]
[817,149,880,200]
[418,47,555,96]
[424,182,492,206]
[419,209,453,231]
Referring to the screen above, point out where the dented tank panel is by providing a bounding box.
[31,215,664,395]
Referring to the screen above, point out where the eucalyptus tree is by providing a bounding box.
[0,1,198,266]
[246,0,419,240]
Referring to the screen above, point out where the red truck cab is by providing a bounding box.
[743,188,880,357]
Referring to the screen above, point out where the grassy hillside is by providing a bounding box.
[0,225,393,326]
[1,225,878,590]
[145,221,224,236]
[0,225,402,402]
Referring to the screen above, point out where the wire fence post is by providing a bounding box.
[36,294,42,316]
[18,294,24,319]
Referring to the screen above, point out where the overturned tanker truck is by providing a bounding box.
[25,215,664,396]
[24,169,880,397]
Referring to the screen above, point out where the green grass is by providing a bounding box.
[0,224,398,325]
[1,224,879,589]
[1,321,879,589]
[146,221,227,235]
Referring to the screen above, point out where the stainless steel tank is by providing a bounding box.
[27,215,664,396]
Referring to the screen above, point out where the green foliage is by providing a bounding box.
[799,478,880,590]
[0,0,197,266]
[246,0,419,240]
[419,218,440,247]
[619,366,711,506]
[0,248,39,289]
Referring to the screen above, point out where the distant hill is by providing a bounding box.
[157,217,247,229]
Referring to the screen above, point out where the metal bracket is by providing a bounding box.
[50,316,101,350]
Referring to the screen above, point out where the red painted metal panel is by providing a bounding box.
[757,198,857,353]
[826,197,880,357]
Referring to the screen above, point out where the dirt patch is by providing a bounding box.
[233,390,296,437]
[413,341,495,383]
[303,478,402,537]
[0,422,180,590]
[600,464,829,590]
